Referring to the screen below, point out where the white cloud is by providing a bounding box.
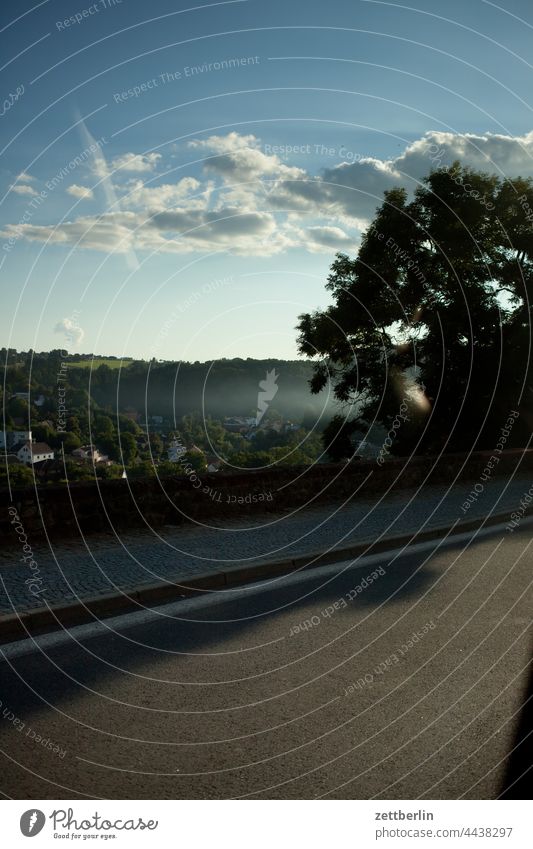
[395,130,533,178]
[6,212,139,252]
[148,206,283,254]
[16,172,34,182]
[110,152,162,173]
[189,131,259,154]
[66,184,94,200]
[122,176,201,209]
[54,317,84,346]
[302,225,355,252]
[263,130,533,226]
[1,207,292,256]
[11,184,38,197]
[272,157,404,222]
[189,132,305,190]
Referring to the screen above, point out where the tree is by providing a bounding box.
[148,432,163,459]
[66,416,81,437]
[297,164,533,456]
[228,450,273,469]
[7,397,29,419]
[1,464,33,488]
[32,424,56,444]
[117,414,141,435]
[63,461,95,482]
[119,432,138,466]
[117,461,152,479]
[94,414,114,440]
[58,432,82,453]
[92,414,117,458]
[183,448,207,472]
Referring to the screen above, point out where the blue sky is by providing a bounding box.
[2,0,533,361]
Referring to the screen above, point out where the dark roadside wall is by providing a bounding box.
[1,449,532,542]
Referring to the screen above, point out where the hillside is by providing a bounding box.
[2,350,334,423]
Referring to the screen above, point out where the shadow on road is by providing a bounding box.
[0,540,441,723]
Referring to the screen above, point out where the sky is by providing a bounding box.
[2,0,533,362]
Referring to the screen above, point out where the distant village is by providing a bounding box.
[1,352,384,488]
[1,389,314,484]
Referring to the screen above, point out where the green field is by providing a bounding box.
[67,358,135,369]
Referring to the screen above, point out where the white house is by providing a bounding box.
[17,441,54,465]
[72,445,109,463]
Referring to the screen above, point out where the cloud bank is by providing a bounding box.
[4,129,533,258]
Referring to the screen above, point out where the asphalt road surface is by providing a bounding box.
[0,518,532,800]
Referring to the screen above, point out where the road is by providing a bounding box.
[0,518,532,800]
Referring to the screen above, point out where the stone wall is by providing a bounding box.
[1,449,532,542]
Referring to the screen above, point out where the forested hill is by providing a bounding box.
[2,351,334,423]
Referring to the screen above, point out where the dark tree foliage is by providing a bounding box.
[297,164,533,457]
